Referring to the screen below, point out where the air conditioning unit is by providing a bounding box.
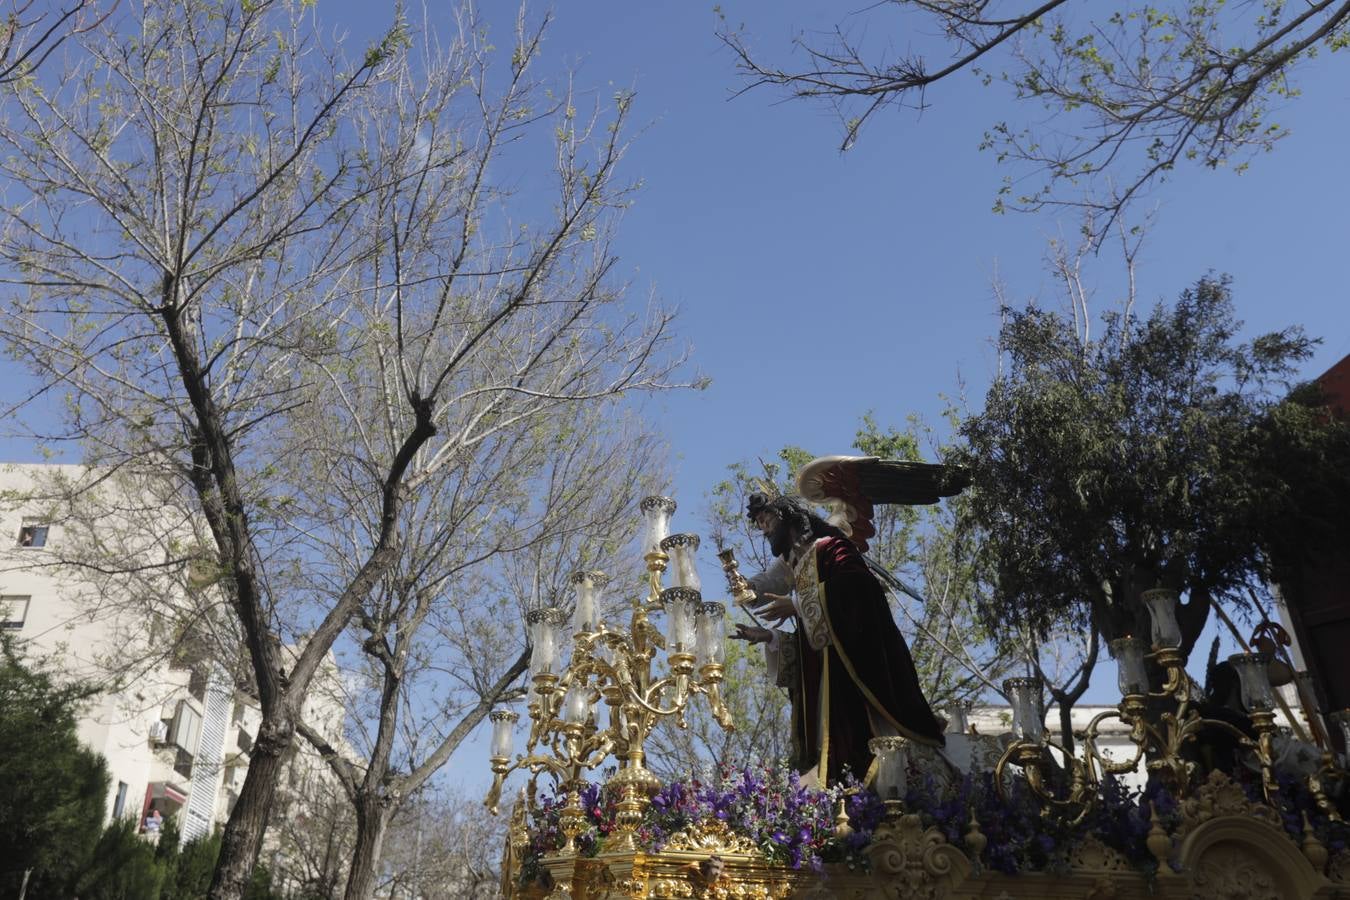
[148,720,169,744]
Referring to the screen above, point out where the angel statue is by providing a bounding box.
[730,455,968,788]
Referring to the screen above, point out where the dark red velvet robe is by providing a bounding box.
[789,536,944,785]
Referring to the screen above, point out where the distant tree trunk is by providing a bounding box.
[344,796,391,900]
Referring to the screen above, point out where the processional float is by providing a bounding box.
[482,458,1350,900]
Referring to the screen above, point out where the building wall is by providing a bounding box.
[1277,352,1350,748]
[0,462,355,849]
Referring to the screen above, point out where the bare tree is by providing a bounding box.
[0,0,109,84]
[719,0,1350,238]
[296,406,666,899]
[268,776,356,899]
[378,787,508,900]
[0,2,687,898]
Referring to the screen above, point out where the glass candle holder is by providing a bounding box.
[1141,588,1183,650]
[489,709,518,759]
[562,681,591,726]
[869,736,910,800]
[639,496,677,556]
[1110,636,1149,696]
[527,607,563,677]
[660,586,700,654]
[593,627,613,665]
[1004,677,1045,742]
[660,533,701,591]
[695,601,726,667]
[1228,652,1276,713]
[570,570,607,634]
[945,700,972,735]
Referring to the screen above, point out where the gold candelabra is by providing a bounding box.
[994,588,1345,823]
[485,497,737,854]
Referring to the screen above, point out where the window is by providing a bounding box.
[113,781,129,819]
[17,523,48,548]
[172,747,193,780]
[0,596,29,630]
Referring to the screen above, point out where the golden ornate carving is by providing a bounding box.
[663,819,761,856]
[1187,844,1280,900]
[1068,836,1133,873]
[1084,876,1119,900]
[646,877,694,898]
[1176,770,1280,840]
[647,877,777,900]
[574,860,617,900]
[864,812,973,900]
[506,802,1345,898]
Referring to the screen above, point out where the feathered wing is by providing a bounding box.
[796,455,969,552]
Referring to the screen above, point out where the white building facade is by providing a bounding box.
[1,463,352,848]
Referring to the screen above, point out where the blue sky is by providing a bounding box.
[516,3,1350,507]
[6,1,1345,547]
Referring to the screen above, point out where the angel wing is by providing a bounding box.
[795,455,969,552]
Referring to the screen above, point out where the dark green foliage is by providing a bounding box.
[70,822,282,900]
[73,818,167,900]
[165,831,281,900]
[954,275,1350,650]
[169,830,224,900]
[0,631,283,900]
[0,632,109,899]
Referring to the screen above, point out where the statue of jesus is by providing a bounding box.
[730,456,966,786]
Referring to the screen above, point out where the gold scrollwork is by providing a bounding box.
[865,812,974,900]
[574,860,617,900]
[662,820,761,856]
[1068,836,1133,874]
[1176,770,1280,840]
[1187,845,1281,900]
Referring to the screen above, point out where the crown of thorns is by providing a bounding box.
[746,492,811,524]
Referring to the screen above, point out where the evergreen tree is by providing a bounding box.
[73,818,167,900]
[954,276,1350,662]
[0,633,108,899]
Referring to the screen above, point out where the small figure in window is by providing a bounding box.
[143,808,163,834]
[17,525,47,548]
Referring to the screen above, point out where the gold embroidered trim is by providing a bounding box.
[794,542,830,651]
[818,646,831,780]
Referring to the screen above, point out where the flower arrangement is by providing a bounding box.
[516,760,1343,887]
[520,762,848,883]
[1239,767,1350,855]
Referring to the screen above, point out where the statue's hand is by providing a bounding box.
[751,592,794,625]
[733,623,773,645]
